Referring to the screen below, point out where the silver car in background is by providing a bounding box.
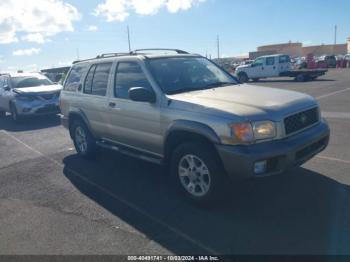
[0,73,62,121]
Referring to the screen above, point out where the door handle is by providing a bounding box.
[109,102,116,108]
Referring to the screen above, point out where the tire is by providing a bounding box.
[71,119,97,159]
[238,72,249,83]
[170,142,227,206]
[10,103,21,122]
[295,74,305,82]
[252,78,260,82]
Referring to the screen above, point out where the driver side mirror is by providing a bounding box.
[129,87,156,103]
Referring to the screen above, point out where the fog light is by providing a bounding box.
[22,108,31,113]
[254,160,267,175]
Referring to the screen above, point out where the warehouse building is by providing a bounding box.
[249,38,350,59]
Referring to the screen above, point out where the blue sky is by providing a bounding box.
[0,0,349,72]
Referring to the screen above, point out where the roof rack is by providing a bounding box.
[131,49,189,55]
[73,52,132,64]
[72,49,190,64]
[96,53,130,58]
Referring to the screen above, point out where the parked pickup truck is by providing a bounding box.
[60,49,330,206]
[235,54,327,83]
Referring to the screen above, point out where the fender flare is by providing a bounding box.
[164,120,221,156]
[68,109,96,138]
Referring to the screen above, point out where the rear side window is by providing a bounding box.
[266,57,275,65]
[91,63,112,96]
[114,62,152,100]
[64,64,87,92]
[279,55,290,63]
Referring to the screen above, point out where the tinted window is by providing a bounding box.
[266,57,275,65]
[64,64,87,92]
[84,65,96,94]
[279,55,290,63]
[11,76,53,88]
[115,62,152,99]
[91,63,112,96]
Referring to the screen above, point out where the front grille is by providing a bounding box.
[36,105,60,114]
[284,107,319,135]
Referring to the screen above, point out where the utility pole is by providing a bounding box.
[217,35,220,59]
[334,25,337,45]
[127,25,131,53]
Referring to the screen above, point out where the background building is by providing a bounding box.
[249,38,350,59]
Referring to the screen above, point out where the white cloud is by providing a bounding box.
[0,0,81,44]
[94,0,205,22]
[87,25,98,32]
[21,33,50,44]
[13,48,41,56]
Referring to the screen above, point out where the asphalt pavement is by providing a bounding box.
[0,69,350,255]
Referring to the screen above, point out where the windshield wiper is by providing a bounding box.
[204,82,235,88]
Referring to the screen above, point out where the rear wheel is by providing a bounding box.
[71,120,97,159]
[170,142,227,206]
[238,72,249,83]
[295,74,305,82]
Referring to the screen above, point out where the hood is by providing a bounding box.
[13,84,62,95]
[236,64,251,70]
[167,84,317,121]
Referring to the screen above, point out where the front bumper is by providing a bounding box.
[216,119,330,180]
[14,99,60,116]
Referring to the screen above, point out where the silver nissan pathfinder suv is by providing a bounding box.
[60,49,330,205]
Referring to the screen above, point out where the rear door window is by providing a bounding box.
[91,63,112,96]
[64,64,88,92]
[266,57,275,65]
[279,55,290,63]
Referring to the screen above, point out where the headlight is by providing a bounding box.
[252,121,276,140]
[229,121,276,144]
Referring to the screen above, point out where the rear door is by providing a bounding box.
[78,62,113,138]
[106,59,162,156]
[263,56,279,77]
[278,55,292,73]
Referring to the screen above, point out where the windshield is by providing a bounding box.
[11,76,54,88]
[148,57,238,95]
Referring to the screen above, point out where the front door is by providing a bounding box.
[106,60,162,156]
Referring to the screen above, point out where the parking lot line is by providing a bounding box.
[316,87,350,100]
[0,130,218,255]
[316,155,350,165]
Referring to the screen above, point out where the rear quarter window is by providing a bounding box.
[64,64,88,92]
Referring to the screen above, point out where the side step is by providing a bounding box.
[96,140,163,165]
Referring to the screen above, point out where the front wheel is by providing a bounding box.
[71,120,97,159]
[238,72,249,83]
[170,142,227,206]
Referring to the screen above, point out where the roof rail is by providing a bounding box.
[73,52,132,64]
[96,52,130,58]
[131,49,189,55]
